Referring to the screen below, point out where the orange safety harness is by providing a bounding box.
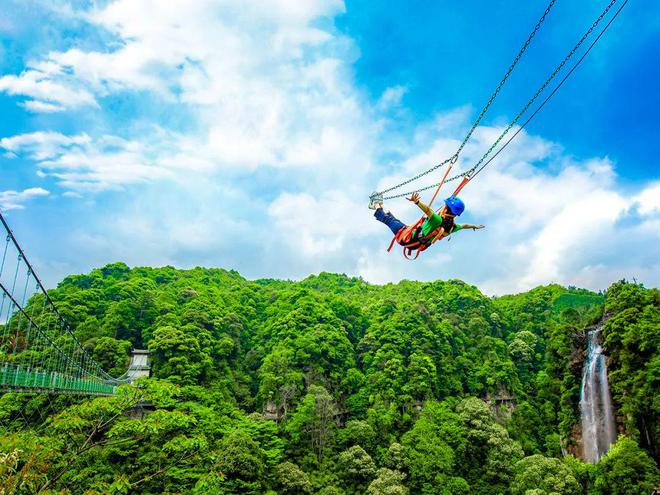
[387,168,471,260]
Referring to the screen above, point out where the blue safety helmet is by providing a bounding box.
[444,196,465,216]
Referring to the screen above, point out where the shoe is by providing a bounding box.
[368,193,384,210]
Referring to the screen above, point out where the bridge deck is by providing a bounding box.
[0,364,116,395]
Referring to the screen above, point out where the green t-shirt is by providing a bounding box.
[421,212,463,237]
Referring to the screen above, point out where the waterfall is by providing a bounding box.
[580,325,617,462]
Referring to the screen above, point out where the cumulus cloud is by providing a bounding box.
[1,131,91,159]
[1,131,174,191]
[634,182,660,215]
[1,0,658,293]
[0,69,97,111]
[269,191,380,257]
[1,0,373,191]
[0,188,49,211]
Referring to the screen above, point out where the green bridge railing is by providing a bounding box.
[0,210,129,396]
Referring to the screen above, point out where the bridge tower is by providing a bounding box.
[126,349,150,383]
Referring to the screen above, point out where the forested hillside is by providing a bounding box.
[1,263,658,494]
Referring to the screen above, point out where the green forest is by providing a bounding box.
[1,263,658,495]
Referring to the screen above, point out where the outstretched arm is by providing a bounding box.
[460,223,485,231]
[407,192,435,217]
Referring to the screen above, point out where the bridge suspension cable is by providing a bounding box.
[0,210,131,396]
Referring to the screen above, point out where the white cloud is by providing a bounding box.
[20,100,64,113]
[364,127,660,294]
[634,182,660,215]
[0,70,97,110]
[269,191,379,257]
[1,131,91,159]
[377,85,408,110]
[1,131,173,191]
[1,0,658,294]
[2,0,373,190]
[0,188,49,211]
[0,0,353,132]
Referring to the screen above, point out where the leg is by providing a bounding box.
[374,208,406,235]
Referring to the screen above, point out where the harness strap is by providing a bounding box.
[452,176,471,196]
[427,164,453,208]
[385,174,473,260]
[404,248,421,260]
[387,217,424,252]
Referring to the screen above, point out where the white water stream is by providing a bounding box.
[579,326,617,462]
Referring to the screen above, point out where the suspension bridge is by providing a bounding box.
[0,211,138,396]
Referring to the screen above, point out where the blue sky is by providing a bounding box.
[0,0,658,294]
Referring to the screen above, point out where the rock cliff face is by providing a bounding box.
[486,390,516,421]
[565,424,583,458]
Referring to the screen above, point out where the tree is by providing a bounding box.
[285,385,337,462]
[367,468,408,495]
[258,346,304,420]
[216,429,266,494]
[455,397,523,490]
[338,445,377,491]
[318,487,345,495]
[338,420,376,453]
[510,455,581,495]
[0,386,201,494]
[276,461,312,494]
[602,282,659,457]
[403,352,437,402]
[593,437,659,495]
[148,325,210,384]
[91,336,131,376]
[401,415,456,494]
[382,442,405,471]
[16,264,656,495]
[0,434,57,495]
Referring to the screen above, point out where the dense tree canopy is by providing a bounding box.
[0,264,657,494]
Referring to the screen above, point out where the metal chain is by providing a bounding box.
[454,0,557,158]
[377,156,455,196]
[463,0,618,178]
[470,0,628,181]
[396,0,619,198]
[372,0,557,199]
[383,169,470,200]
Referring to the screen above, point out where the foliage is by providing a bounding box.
[603,281,660,460]
[592,436,659,495]
[1,266,656,494]
[367,468,409,495]
[276,461,313,494]
[510,454,581,495]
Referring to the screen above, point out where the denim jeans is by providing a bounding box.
[374,208,406,235]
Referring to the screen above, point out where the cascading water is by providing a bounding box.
[580,325,617,462]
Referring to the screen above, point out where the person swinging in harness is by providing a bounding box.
[370,192,484,256]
